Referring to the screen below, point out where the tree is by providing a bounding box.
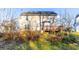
[58,9,73,32]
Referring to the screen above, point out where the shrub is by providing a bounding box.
[29,40,38,50]
[26,31,40,41]
[14,43,28,50]
[62,34,76,44]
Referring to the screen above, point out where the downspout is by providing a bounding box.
[39,12,41,31]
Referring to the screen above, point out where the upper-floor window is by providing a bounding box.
[26,16,28,21]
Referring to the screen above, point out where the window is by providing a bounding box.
[26,16,28,20]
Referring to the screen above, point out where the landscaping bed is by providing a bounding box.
[0,31,79,50]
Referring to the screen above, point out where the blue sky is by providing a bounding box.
[0,8,79,21]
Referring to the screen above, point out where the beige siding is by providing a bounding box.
[28,16,40,31]
[18,15,56,31]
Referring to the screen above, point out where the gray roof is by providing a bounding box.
[76,14,79,18]
[20,11,57,16]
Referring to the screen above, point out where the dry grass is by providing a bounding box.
[70,32,79,36]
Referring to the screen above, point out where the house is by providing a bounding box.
[75,15,79,32]
[18,11,57,31]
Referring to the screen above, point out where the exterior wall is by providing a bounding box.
[76,17,79,32]
[28,16,40,31]
[76,26,79,32]
[43,22,51,30]
[18,16,40,31]
[18,15,56,31]
[18,16,28,30]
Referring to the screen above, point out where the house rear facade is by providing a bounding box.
[18,11,57,31]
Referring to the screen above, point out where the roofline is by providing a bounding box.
[20,11,57,16]
[76,14,79,18]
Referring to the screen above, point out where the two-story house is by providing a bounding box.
[18,11,57,31]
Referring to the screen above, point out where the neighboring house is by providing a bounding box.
[75,15,79,32]
[18,11,57,31]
